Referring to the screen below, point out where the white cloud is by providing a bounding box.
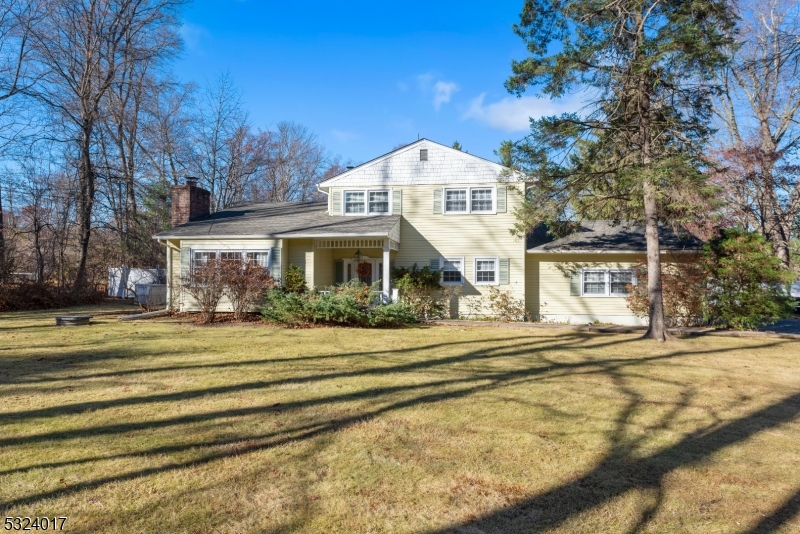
[180,23,209,51]
[331,129,357,142]
[416,72,434,92]
[462,93,583,132]
[432,81,458,111]
[413,72,458,110]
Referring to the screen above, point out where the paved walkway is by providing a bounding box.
[431,319,800,341]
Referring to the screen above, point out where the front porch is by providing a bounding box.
[283,237,400,300]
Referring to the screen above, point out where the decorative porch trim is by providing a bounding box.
[314,238,386,249]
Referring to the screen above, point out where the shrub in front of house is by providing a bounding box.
[260,280,416,328]
[282,263,307,294]
[486,287,531,322]
[391,264,446,319]
[627,229,795,330]
[703,229,795,330]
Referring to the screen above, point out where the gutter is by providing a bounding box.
[152,231,396,240]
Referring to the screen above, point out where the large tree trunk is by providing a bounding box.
[33,219,44,284]
[72,123,95,293]
[637,62,667,341]
[643,183,667,341]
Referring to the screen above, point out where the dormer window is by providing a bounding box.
[344,191,365,214]
[369,191,390,213]
[420,149,428,161]
[344,189,392,216]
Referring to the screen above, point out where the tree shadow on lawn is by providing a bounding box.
[744,486,800,534]
[426,390,800,534]
[0,332,537,386]
[1,332,737,426]
[0,332,797,533]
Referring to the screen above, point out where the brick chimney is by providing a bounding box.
[171,177,211,227]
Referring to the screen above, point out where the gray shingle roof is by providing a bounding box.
[526,221,703,253]
[155,201,400,239]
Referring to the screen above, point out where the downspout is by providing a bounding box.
[317,185,329,212]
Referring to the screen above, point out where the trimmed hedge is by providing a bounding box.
[261,280,416,328]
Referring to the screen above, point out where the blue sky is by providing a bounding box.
[174,0,577,164]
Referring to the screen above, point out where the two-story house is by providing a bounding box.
[155,139,700,324]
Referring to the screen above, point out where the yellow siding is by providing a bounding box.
[329,184,527,316]
[525,254,539,319]
[329,248,385,261]
[313,248,334,288]
[532,253,645,323]
[175,238,278,312]
[287,238,313,287]
[169,245,180,310]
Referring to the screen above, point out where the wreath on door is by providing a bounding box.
[356,261,372,279]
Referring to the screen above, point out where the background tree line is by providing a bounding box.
[0,0,343,296]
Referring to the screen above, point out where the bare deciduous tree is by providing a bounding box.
[221,258,274,321]
[27,0,184,291]
[714,0,800,267]
[139,77,194,186]
[192,72,259,211]
[0,0,38,283]
[251,121,328,203]
[180,256,226,324]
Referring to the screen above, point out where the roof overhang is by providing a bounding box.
[154,231,396,240]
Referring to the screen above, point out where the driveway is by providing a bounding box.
[759,318,800,335]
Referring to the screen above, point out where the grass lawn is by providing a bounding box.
[1,303,799,533]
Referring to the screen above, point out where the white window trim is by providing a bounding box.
[470,187,496,214]
[440,256,465,286]
[580,268,636,297]
[474,256,499,286]
[442,186,496,215]
[343,189,393,216]
[191,249,271,271]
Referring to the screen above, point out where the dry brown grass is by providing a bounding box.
[0,303,799,533]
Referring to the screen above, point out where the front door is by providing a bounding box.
[343,258,383,285]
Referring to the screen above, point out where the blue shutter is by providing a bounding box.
[430,258,440,270]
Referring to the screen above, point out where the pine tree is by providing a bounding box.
[502,0,735,340]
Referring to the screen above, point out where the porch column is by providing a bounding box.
[165,242,171,310]
[382,241,391,303]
